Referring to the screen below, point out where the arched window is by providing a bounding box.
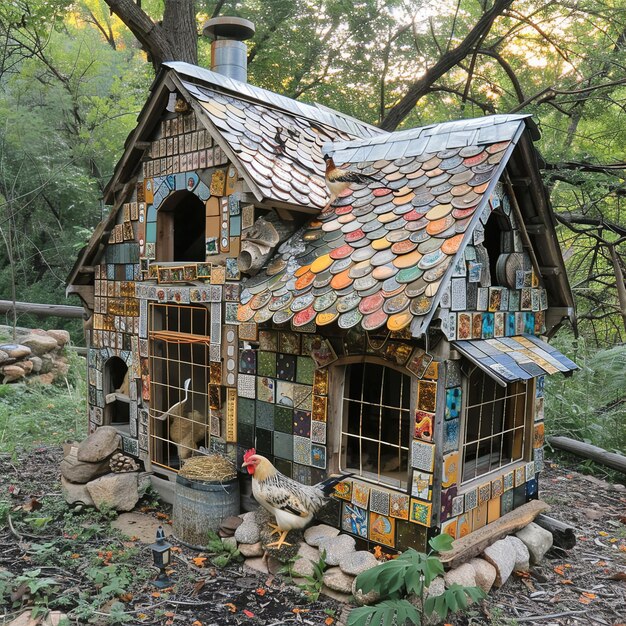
[156,190,205,262]
[340,361,413,489]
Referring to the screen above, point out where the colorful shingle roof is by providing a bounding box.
[238,115,531,336]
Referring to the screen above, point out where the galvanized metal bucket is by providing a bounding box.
[172,475,240,549]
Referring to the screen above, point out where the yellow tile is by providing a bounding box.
[487,496,501,523]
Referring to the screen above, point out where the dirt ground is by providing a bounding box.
[1,447,625,625]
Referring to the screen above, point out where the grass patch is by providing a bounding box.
[0,356,87,455]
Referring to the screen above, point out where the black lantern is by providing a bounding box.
[149,525,172,588]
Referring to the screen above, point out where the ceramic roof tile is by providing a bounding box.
[239,124,527,336]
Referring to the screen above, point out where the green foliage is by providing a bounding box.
[348,535,485,626]
[205,529,243,567]
[0,568,61,610]
[297,549,327,602]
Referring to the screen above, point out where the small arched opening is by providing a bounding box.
[104,356,130,429]
[156,190,205,262]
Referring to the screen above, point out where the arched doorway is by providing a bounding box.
[156,190,205,262]
[104,356,130,428]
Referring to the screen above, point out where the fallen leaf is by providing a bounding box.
[225,603,237,613]
[292,608,310,614]
[192,556,208,567]
[164,612,175,618]
[70,553,81,559]
[599,531,609,537]
[554,565,565,576]
[119,593,133,602]
[256,587,266,596]
[609,572,626,581]
[579,592,596,604]
[325,618,334,625]
[171,546,182,553]
[151,592,161,598]
[243,609,255,618]
[191,622,202,626]
[156,512,169,520]
[22,497,42,512]
[193,579,206,595]
[560,579,573,585]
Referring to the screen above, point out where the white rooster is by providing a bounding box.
[241,448,351,549]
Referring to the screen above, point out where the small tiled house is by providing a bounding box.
[68,18,577,553]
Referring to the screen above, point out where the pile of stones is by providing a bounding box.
[60,426,144,512]
[0,325,71,384]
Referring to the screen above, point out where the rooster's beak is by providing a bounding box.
[241,460,250,468]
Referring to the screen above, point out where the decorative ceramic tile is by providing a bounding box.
[536,375,545,398]
[293,435,311,465]
[369,512,395,547]
[256,376,276,403]
[417,380,437,412]
[258,330,278,352]
[514,465,526,487]
[274,406,293,433]
[526,477,538,499]
[451,495,464,517]
[311,444,326,469]
[351,482,370,509]
[444,387,461,420]
[237,374,256,399]
[239,350,257,375]
[478,482,491,504]
[513,484,527,509]
[237,423,253,449]
[316,497,341,527]
[456,513,471,538]
[255,401,275,430]
[440,517,457,539]
[487,496,501,523]
[311,420,326,444]
[276,380,295,407]
[292,384,313,410]
[210,342,221,363]
[409,499,432,526]
[443,418,460,453]
[464,487,478,511]
[503,470,514,491]
[312,395,328,422]
[396,519,428,552]
[472,501,488,531]
[239,322,258,341]
[389,493,410,520]
[440,486,457,522]
[535,396,545,422]
[313,368,329,396]
[442,451,459,488]
[411,471,433,501]
[525,461,536,482]
[491,476,504,499]
[411,440,435,472]
[423,360,439,380]
[342,502,368,538]
[533,447,544,472]
[279,331,300,355]
[276,353,296,381]
[414,411,434,442]
[334,480,353,501]
[274,458,292,478]
[446,360,462,388]
[296,356,315,385]
[309,338,337,368]
[292,463,312,486]
[369,490,390,516]
[237,398,255,425]
[534,422,545,448]
[257,351,276,378]
[293,409,311,437]
[501,489,514,515]
[273,432,293,461]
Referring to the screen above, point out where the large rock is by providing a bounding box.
[60,476,95,507]
[506,535,530,572]
[516,522,553,564]
[304,524,340,547]
[317,533,356,566]
[46,329,70,347]
[29,356,42,373]
[1,364,26,383]
[219,515,243,537]
[339,550,379,576]
[482,538,516,587]
[352,578,381,606]
[86,472,139,511]
[323,567,354,594]
[239,542,264,558]
[234,520,260,544]
[444,563,476,588]
[77,426,120,463]
[111,511,166,543]
[21,334,58,357]
[60,446,111,484]
[468,558,496,593]
[291,542,320,578]
[0,344,31,360]
[0,350,10,365]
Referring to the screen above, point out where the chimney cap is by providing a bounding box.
[202,16,255,41]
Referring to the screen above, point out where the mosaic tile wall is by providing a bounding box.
[437,365,544,541]
[236,329,328,482]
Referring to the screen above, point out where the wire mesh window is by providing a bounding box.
[341,362,412,488]
[461,368,530,483]
[149,303,210,470]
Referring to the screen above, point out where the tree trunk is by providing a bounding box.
[548,436,626,474]
[162,0,198,65]
[0,300,85,319]
[379,0,514,131]
[534,514,577,550]
[608,244,626,334]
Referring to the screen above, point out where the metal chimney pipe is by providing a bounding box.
[202,17,255,83]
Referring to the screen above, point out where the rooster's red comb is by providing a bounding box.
[243,448,256,462]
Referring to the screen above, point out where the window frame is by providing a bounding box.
[459,364,535,490]
[330,356,416,490]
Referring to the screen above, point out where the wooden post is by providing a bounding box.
[548,435,626,474]
[534,513,576,550]
[0,300,85,319]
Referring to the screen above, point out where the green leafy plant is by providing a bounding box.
[348,534,485,626]
[205,529,243,567]
[0,568,61,611]
[297,549,328,603]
